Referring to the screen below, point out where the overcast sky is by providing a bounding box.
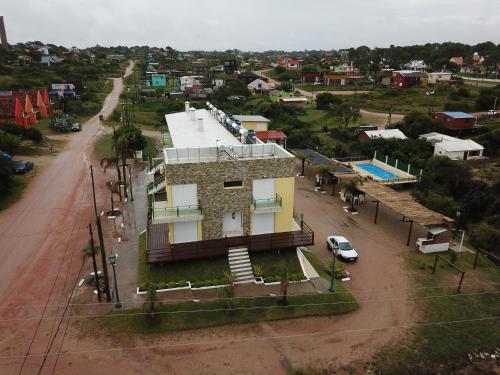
[2,0,499,51]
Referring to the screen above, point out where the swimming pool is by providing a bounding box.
[356,163,399,180]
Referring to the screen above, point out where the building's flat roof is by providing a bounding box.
[440,111,476,119]
[165,108,241,148]
[233,115,270,122]
[363,129,407,140]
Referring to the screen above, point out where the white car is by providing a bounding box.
[326,235,359,261]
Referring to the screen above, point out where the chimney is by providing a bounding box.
[184,101,190,112]
[197,117,203,129]
[0,17,8,48]
[190,108,196,121]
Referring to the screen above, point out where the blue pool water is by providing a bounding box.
[356,163,399,180]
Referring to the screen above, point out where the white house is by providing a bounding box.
[427,72,453,84]
[420,132,484,160]
[247,78,273,93]
[404,60,428,71]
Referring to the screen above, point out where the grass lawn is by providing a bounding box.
[296,83,374,92]
[374,251,500,373]
[0,175,29,211]
[93,289,358,334]
[249,248,304,279]
[137,233,231,288]
[93,133,157,161]
[357,86,480,114]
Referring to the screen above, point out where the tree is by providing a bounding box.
[100,157,122,193]
[106,181,121,215]
[279,264,290,306]
[341,178,362,212]
[143,285,160,321]
[331,102,360,128]
[219,272,235,310]
[316,92,342,110]
[296,152,306,176]
[315,164,331,191]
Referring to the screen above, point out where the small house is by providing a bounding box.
[237,72,260,85]
[287,58,301,69]
[393,71,427,89]
[427,72,453,85]
[430,111,476,130]
[278,97,308,106]
[300,71,321,83]
[256,129,288,148]
[419,132,484,160]
[233,115,271,131]
[247,79,273,93]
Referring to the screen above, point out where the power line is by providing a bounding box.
[1,290,498,323]
[0,316,497,360]
[1,281,499,312]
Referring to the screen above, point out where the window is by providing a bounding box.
[224,180,243,188]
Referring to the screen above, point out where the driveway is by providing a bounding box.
[0,61,134,374]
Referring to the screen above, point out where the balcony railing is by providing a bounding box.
[251,193,282,210]
[154,204,202,220]
[147,176,166,194]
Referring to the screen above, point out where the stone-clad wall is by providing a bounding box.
[165,157,294,240]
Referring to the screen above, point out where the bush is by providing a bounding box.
[177,280,187,287]
[157,281,168,290]
[167,281,176,289]
[0,130,21,154]
[326,260,348,279]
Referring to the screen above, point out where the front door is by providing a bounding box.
[223,211,243,236]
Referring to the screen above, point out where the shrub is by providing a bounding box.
[167,281,176,289]
[157,281,168,290]
[176,280,187,287]
[326,260,348,279]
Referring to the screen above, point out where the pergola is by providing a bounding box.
[359,180,446,246]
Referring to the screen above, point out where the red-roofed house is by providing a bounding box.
[0,88,52,127]
[287,58,301,69]
[256,129,288,148]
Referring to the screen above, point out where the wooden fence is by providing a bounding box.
[146,222,314,264]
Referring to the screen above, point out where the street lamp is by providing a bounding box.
[128,166,134,202]
[329,247,336,293]
[108,253,122,308]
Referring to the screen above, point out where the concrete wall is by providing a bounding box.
[164,157,295,240]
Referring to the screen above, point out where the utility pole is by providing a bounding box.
[90,165,112,301]
[88,224,101,302]
[96,216,112,301]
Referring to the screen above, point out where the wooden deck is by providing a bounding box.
[146,222,315,264]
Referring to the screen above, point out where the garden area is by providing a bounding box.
[373,250,500,374]
[137,233,231,290]
[250,248,306,283]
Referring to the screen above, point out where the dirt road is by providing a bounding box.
[0,61,134,374]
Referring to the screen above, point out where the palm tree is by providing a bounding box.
[340,178,362,212]
[106,181,121,215]
[315,164,331,191]
[296,152,306,177]
[113,133,130,199]
[219,272,235,310]
[279,264,290,306]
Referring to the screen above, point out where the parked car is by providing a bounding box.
[12,160,34,174]
[326,235,358,261]
[71,123,81,131]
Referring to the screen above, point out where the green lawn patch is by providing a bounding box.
[250,248,304,279]
[94,289,358,334]
[374,251,500,374]
[137,232,230,289]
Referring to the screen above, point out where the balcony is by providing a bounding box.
[152,204,203,224]
[251,193,282,213]
[147,176,166,195]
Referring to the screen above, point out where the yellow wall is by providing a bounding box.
[197,220,202,240]
[165,183,172,207]
[168,223,175,243]
[274,177,295,232]
[241,121,269,132]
